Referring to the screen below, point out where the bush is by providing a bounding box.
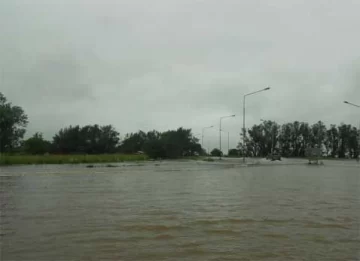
[211,148,222,157]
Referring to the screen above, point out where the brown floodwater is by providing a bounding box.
[1,160,359,260]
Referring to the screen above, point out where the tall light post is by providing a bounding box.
[221,129,230,156]
[227,131,230,155]
[202,126,214,155]
[344,101,360,160]
[243,87,271,163]
[344,101,360,108]
[220,115,235,158]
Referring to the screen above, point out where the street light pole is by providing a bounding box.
[243,87,271,163]
[344,101,360,108]
[220,115,235,159]
[243,96,246,161]
[202,126,214,155]
[228,131,230,156]
[221,129,230,156]
[220,118,222,158]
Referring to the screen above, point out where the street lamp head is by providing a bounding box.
[203,125,214,130]
[264,87,270,90]
[344,101,349,104]
[231,114,235,117]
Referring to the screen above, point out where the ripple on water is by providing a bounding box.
[227,218,258,224]
[263,233,289,239]
[309,235,333,244]
[181,247,207,256]
[205,229,242,236]
[304,221,351,230]
[194,219,223,225]
[193,218,293,226]
[179,241,202,248]
[141,209,179,216]
[122,224,187,232]
[154,234,175,240]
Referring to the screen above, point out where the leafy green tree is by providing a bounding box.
[279,123,292,157]
[338,124,351,158]
[160,128,199,158]
[119,131,147,153]
[52,124,119,154]
[24,132,51,154]
[299,122,312,157]
[228,148,239,157]
[247,124,265,156]
[325,125,339,157]
[211,148,222,157]
[310,121,327,149]
[290,121,301,157]
[241,120,359,159]
[262,120,280,156]
[0,92,28,152]
[143,138,166,159]
[126,128,201,159]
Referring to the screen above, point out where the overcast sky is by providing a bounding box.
[1,0,360,150]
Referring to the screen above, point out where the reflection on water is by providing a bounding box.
[1,161,359,261]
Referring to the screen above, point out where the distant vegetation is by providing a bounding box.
[237,120,359,159]
[0,154,147,166]
[0,92,359,166]
[210,148,222,157]
[0,92,203,165]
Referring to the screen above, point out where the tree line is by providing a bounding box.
[1,92,359,159]
[234,120,359,159]
[0,92,202,158]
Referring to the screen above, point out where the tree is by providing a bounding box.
[0,92,28,152]
[248,124,265,156]
[260,120,280,156]
[279,123,292,157]
[24,132,51,154]
[228,148,239,157]
[325,125,339,157]
[338,124,351,158]
[52,124,120,154]
[143,137,166,159]
[211,148,222,157]
[290,121,301,157]
[239,120,359,159]
[125,128,202,159]
[119,131,147,153]
[299,122,312,157]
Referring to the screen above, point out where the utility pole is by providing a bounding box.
[219,115,235,159]
[202,125,214,155]
[228,131,230,156]
[243,87,271,163]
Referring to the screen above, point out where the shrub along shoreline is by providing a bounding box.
[0,154,149,166]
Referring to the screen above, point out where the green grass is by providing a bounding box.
[0,154,149,166]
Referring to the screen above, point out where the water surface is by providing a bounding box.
[1,161,359,260]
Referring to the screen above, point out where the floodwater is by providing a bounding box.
[1,160,359,261]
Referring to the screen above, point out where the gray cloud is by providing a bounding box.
[1,0,360,151]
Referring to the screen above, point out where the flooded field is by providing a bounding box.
[1,160,359,260]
